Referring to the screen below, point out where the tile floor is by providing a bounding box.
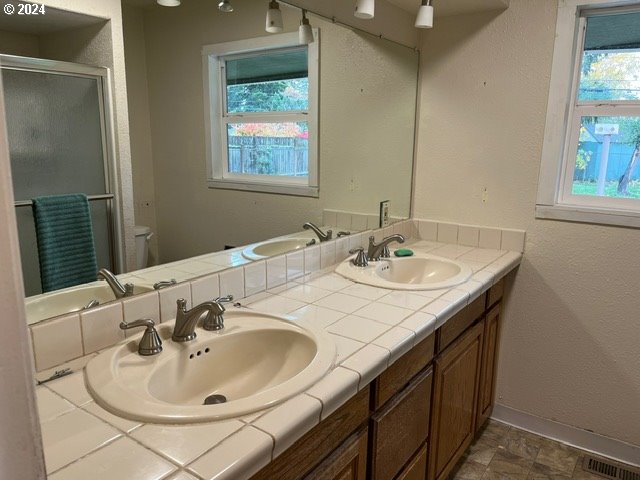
[449,420,609,480]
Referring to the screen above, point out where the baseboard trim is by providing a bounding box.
[491,404,640,467]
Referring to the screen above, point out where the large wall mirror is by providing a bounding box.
[0,0,418,324]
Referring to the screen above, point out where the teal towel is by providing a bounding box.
[32,194,98,293]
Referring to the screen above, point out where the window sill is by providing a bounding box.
[207,179,319,197]
[535,204,640,228]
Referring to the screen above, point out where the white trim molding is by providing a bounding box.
[536,0,640,228]
[492,404,640,467]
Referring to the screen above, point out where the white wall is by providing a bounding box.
[128,0,416,262]
[0,75,46,480]
[414,0,640,446]
[122,4,159,265]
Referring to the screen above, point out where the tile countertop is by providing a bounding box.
[36,240,522,480]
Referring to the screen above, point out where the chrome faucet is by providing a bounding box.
[367,234,405,261]
[97,268,134,299]
[303,222,333,242]
[172,298,225,342]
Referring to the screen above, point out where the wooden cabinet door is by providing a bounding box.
[477,304,500,430]
[304,427,368,480]
[428,321,484,480]
[371,367,433,480]
[397,444,428,480]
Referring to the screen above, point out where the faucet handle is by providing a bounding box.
[153,279,177,290]
[349,248,369,268]
[119,318,162,356]
[124,283,135,296]
[203,295,233,331]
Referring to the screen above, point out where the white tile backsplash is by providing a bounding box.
[122,291,160,325]
[219,267,245,300]
[190,274,221,305]
[304,245,321,274]
[286,250,304,281]
[418,220,438,241]
[479,227,503,250]
[80,303,125,354]
[320,242,336,269]
[266,255,287,290]
[501,228,526,252]
[244,261,266,297]
[336,211,352,230]
[437,222,459,244]
[458,225,480,247]
[32,313,83,371]
[159,283,191,323]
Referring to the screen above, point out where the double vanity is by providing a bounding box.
[33,219,523,480]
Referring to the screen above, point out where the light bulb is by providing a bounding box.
[266,1,283,33]
[299,10,314,44]
[415,0,434,28]
[218,0,233,12]
[157,0,180,6]
[354,0,374,19]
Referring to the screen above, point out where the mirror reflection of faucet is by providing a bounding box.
[97,268,135,299]
[302,222,333,242]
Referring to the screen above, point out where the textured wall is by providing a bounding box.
[0,76,46,479]
[414,0,640,446]
[0,30,40,56]
[134,0,416,261]
[122,4,159,266]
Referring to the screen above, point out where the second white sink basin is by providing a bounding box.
[25,283,154,325]
[85,310,335,423]
[242,238,312,260]
[335,253,472,290]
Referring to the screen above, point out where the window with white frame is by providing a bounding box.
[203,32,319,197]
[537,2,640,227]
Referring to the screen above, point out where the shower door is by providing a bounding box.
[1,56,118,297]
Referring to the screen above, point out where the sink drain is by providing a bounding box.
[203,394,227,405]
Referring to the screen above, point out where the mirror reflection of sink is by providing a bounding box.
[335,253,472,290]
[25,283,154,325]
[85,310,335,424]
[242,238,313,261]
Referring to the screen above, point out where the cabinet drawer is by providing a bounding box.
[370,367,433,480]
[397,444,428,480]
[487,278,504,309]
[304,427,368,480]
[438,294,485,353]
[251,387,370,480]
[372,333,435,409]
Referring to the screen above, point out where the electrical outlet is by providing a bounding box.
[379,200,390,227]
[481,188,489,204]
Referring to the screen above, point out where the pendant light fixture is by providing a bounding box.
[415,0,434,28]
[354,0,375,19]
[157,0,180,6]
[218,0,233,13]
[299,10,314,45]
[266,1,283,33]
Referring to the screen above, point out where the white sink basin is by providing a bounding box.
[25,283,154,325]
[335,253,472,290]
[85,310,335,423]
[242,238,312,260]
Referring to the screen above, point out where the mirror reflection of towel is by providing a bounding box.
[32,194,98,293]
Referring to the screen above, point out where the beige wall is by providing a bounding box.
[128,0,416,262]
[415,0,640,446]
[0,75,46,479]
[0,30,40,56]
[122,4,159,265]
